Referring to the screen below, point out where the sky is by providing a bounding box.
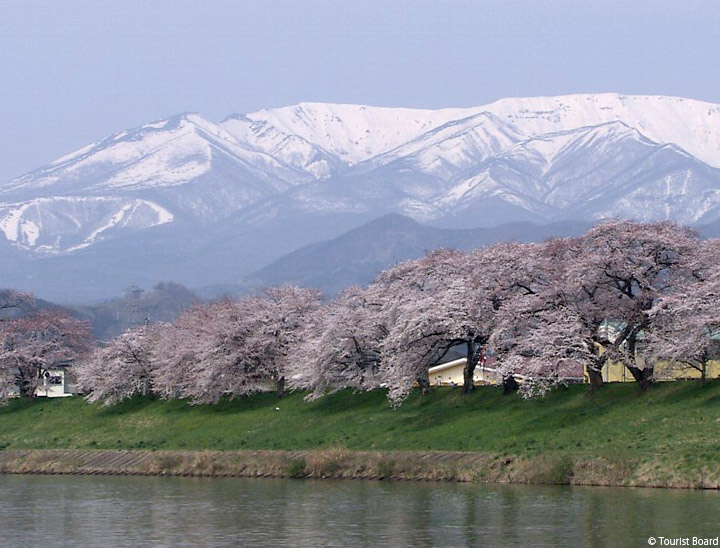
[1,0,720,181]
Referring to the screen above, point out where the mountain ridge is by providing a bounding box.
[3,93,720,300]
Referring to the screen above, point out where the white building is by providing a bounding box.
[35,368,76,398]
[428,358,500,386]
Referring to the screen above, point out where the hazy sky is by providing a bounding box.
[2,0,720,181]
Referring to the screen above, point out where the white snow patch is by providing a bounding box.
[143,120,170,129]
[0,197,174,253]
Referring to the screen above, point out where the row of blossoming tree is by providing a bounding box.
[3,220,719,406]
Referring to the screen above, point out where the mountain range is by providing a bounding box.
[2,93,720,301]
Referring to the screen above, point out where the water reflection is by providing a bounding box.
[0,475,718,548]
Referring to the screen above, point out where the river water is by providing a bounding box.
[1,475,719,547]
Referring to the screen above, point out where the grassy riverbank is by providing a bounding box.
[2,382,720,487]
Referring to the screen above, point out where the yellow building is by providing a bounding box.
[585,337,720,383]
[584,359,720,383]
[431,349,720,387]
[583,360,631,383]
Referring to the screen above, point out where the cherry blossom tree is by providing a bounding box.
[150,319,193,400]
[151,287,323,403]
[244,286,323,397]
[371,241,548,404]
[376,247,504,402]
[487,238,576,394]
[376,250,467,403]
[495,222,701,394]
[76,323,159,404]
[646,240,720,386]
[470,240,564,394]
[492,304,592,398]
[290,286,384,398]
[566,220,700,390]
[152,298,268,404]
[0,309,91,401]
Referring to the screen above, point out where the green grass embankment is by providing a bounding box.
[1,382,720,487]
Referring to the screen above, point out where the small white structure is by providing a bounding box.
[428,358,500,386]
[35,368,76,398]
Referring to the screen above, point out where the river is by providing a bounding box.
[1,475,719,547]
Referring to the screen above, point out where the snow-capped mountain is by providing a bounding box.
[242,102,490,164]
[3,113,306,198]
[480,94,720,168]
[4,93,720,300]
[433,121,720,222]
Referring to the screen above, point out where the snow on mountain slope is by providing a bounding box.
[357,112,526,181]
[491,122,659,206]
[0,113,304,200]
[246,102,487,164]
[247,94,720,168]
[480,94,720,168]
[220,114,344,179]
[0,113,322,244]
[576,144,720,224]
[4,92,720,261]
[434,121,720,225]
[0,196,173,253]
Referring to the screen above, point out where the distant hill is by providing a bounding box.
[1,282,199,342]
[72,282,199,340]
[233,214,593,296]
[0,289,61,320]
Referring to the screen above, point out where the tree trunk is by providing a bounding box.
[19,383,33,400]
[586,367,604,390]
[502,375,519,395]
[701,355,707,387]
[417,370,431,396]
[625,330,653,391]
[587,354,606,390]
[462,339,480,395]
[276,375,285,398]
[626,365,653,391]
[18,370,35,401]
